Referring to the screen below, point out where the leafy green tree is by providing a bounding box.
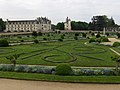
[0,18,5,32]
[6,54,20,68]
[71,21,89,30]
[90,15,116,31]
[51,24,56,31]
[56,22,64,30]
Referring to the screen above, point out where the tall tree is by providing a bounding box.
[51,24,56,31]
[0,18,5,32]
[56,22,64,30]
[90,15,116,31]
[71,21,89,30]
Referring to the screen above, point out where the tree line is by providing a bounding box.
[0,15,119,32]
[53,15,119,31]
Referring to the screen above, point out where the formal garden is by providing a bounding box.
[0,31,120,83]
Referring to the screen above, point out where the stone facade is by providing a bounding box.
[64,17,71,30]
[5,17,51,32]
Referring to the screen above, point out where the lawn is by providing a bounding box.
[0,37,117,67]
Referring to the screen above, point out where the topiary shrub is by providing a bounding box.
[58,38,63,42]
[112,42,120,47]
[89,38,96,43]
[100,37,109,42]
[43,38,47,40]
[0,39,9,47]
[96,34,101,38]
[20,40,24,42]
[55,64,73,75]
[74,36,78,40]
[34,39,39,44]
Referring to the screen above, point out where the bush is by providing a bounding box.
[101,69,115,75]
[82,33,86,38]
[43,68,55,74]
[0,65,14,71]
[24,66,33,73]
[112,42,120,47]
[100,37,109,42]
[96,34,101,38]
[31,66,44,73]
[89,38,96,43]
[91,33,95,36]
[75,33,79,36]
[74,36,78,40]
[21,40,24,42]
[55,64,73,75]
[43,38,47,41]
[58,38,63,42]
[15,65,28,72]
[32,31,37,37]
[34,39,39,44]
[117,33,120,38]
[0,39,9,47]
[61,35,64,39]
[38,32,42,36]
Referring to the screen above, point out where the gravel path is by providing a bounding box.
[110,48,120,56]
[101,38,120,46]
[0,79,120,90]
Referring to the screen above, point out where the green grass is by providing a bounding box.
[0,71,120,83]
[0,34,117,67]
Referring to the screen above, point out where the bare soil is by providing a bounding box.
[0,79,120,90]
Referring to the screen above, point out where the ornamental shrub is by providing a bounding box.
[0,39,9,47]
[34,39,39,44]
[74,36,78,40]
[58,38,63,42]
[112,42,120,47]
[100,37,109,42]
[0,65,14,71]
[15,65,28,72]
[55,64,73,75]
[96,34,101,38]
[43,38,47,40]
[89,38,96,43]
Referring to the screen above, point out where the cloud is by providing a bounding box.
[0,0,120,24]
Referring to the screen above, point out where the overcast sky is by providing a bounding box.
[0,0,120,24]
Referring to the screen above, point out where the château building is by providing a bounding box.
[64,17,71,30]
[5,17,51,32]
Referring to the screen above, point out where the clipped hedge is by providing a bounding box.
[55,64,73,75]
[89,38,96,43]
[100,37,109,42]
[113,42,120,47]
[0,64,117,76]
[0,39,9,47]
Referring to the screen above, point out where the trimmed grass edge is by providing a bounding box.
[0,71,120,84]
